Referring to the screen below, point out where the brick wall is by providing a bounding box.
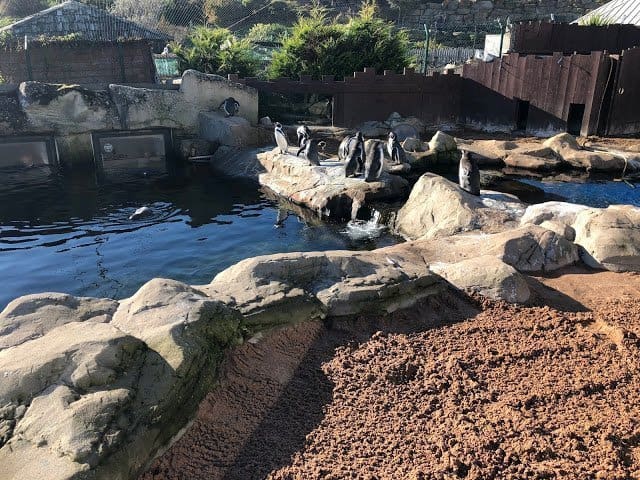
[0,41,156,85]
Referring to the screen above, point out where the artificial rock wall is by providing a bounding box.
[0,70,259,164]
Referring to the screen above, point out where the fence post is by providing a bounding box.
[24,35,33,81]
[498,20,506,57]
[423,24,429,74]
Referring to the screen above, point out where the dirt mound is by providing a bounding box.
[141,271,640,480]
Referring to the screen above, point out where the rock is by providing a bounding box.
[520,201,591,229]
[428,130,458,153]
[572,205,640,272]
[539,220,576,241]
[180,70,258,125]
[19,82,117,134]
[402,137,425,152]
[203,249,443,325]
[0,293,118,350]
[258,149,409,220]
[386,113,426,135]
[259,116,273,126]
[178,138,213,161]
[208,146,268,179]
[390,123,419,141]
[199,112,271,147]
[543,133,625,171]
[395,173,524,240]
[0,280,243,480]
[358,120,389,138]
[385,162,411,175]
[504,152,563,170]
[431,255,530,303]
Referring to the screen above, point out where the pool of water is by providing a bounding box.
[519,177,640,207]
[0,167,400,309]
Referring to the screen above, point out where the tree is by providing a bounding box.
[172,26,259,76]
[268,3,410,80]
[110,0,171,28]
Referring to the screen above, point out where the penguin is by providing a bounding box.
[129,206,153,221]
[274,122,288,154]
[363,140,385,182]
[459,149,481,196]
[297,138,326,166]
[219,97,240,117]
[339,132,366,175]
[387,131,406,165]
[296,125,311,148]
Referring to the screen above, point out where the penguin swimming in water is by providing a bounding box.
[297,138,326,166]
[363,140,385,182]
[339,132,365,176]
[129,206,153,221]
[219,97,240,117]
[459,149,480,196]
[296,125,311,148]
[387,131,406,165]
[274,122,288,154]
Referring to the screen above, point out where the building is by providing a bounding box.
[0,1,171,85]
[574,0,640,26]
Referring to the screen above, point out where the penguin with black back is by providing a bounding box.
[297,138,326,166]
[458,149,481,196]
[219,97,240,117]
[339,132,366,175]
[363,140,385,182]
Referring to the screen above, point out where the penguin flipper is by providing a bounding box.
[296,146,304,157]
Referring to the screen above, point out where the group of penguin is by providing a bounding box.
[220,100,481,195]
[273,123,409,183]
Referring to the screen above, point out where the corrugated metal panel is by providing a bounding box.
[574,0,640,26]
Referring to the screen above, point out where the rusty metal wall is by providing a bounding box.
[510,22,640,55]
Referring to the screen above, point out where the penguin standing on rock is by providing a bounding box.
[363,140,385,182]
[297,138,326,166]
[219,97,240,117]
[296,125,311,148]
[274,122,288,154]
[387,131,406,165]
[459,149,481,196]
[340,132,366,176]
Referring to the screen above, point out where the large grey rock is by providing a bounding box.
[19,82,117,134]
[395,173,525,240]
[0,293,118,350]
[572,205,640,272]
[543,133,625,171]
[199,112,271,147]
[428,130,458,153]
[203,249,442,326]
[208,146,269,179]
[431,255,530,303]
[0,279,243,480]
[258,149,409,220]
[520,201,591,230]
[180,70,258,125]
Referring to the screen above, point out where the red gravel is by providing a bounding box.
[141,269,640,480]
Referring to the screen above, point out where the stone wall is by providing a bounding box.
[0,70,259,164]
[0,41,156,85]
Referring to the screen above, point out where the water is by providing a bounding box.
[0,167,399,309]
[519,178,640,207]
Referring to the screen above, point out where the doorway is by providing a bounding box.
[515,99,530,131]
[567,103,585,136]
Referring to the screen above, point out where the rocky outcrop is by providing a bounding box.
[460,139,562,170]
[430,255,530,303]
[428,130,457,153]
[543,133,626,172]
[395,173,525,240]
[199,112,272,147]
[573,205,640,272]
[520,201,591,231]
[0,279,243,480]
[258,149,409,220]
[202,249,443,326]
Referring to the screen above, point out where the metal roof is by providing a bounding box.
[574,0,640,26]
[0,1,171,42]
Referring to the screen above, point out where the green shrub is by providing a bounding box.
[172,26,259,76]
[244,23,289,43]
[578,13,612,26]
[268,3,410,80]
